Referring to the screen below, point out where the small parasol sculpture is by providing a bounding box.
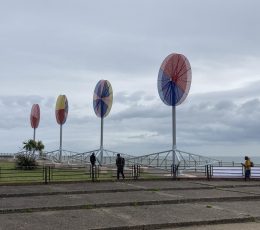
[30,104,40,141]
[157,53,192,165]
[55,95,69,162]
[93,80,113,164]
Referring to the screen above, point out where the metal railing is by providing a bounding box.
[5,148,239,181]
[0,153,14,159]
[206,163,260,180]
[2,163,260,184]
[0,163,181,184]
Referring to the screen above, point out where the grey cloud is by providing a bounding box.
[110,104,167,121]
[1,0,260,80]
[128,132,159,139]
[114,91,157,106]
[0,95,43,107]
[108,81,260,151]
[191,80,260,103]
[178,98,260,145]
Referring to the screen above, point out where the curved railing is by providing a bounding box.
[42,148,220,174]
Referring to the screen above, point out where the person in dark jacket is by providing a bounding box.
[90,153,96,166]
[116,153,125,180]
[90,152,96,181]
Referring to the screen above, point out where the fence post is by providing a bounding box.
[48,166,51,182]
[90,165,95,182]
[90,165,99,182]
[42,166,45,181]
[206,165,209,180]
[210,165,213,179]
[51,166,53,180]
[207,165,213,180]
[134,164,136,179]
[44,166,48,184]
[172,164,177,180]
[132,164,140,180]
[132,164,136,179]
[96,165,98,181]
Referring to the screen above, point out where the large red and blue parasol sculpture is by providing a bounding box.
[157,53,192,165]
[30,104,40,141]
[93,80,113,164]
[55,95,69,162]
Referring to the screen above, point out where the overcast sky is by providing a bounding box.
[0,0,260,159]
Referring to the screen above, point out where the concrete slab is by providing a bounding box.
[0,190,178,211]
[219,186,260,195]
[0,180,212,197]
[0,182,134,196]
[203,200,260,218]
[0,202,255,230]
[1,180,260,229]
[0,187,257,213]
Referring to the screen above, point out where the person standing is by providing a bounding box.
[116,153,125,180]
[242,156,251,181]
[90,153,96,181]
[90,152,96,166]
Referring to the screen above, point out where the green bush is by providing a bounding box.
[15,153,38,170]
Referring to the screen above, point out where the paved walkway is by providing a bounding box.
[1,179,260,229]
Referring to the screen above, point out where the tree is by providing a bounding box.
[22,139,45,156]
[23,139,37,152]
[36,140,45,157]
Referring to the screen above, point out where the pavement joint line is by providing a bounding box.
[0,178,178,186]
[215,187,260,196]
[85,217,257,230]
[1,195,260,214]
[0,186,215,198]
[187,181,260,189]
[0,177,260,186]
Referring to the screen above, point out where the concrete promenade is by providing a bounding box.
[1,179,260,229]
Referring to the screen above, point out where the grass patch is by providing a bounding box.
[0,161,15,168]
[0,161,171,184]
[133,202,139,207]
[150,188,161,192]
[83,204,94,209]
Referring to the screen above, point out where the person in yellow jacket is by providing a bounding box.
[242,156,251,181]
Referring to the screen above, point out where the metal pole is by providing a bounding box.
[33,128,36,141]
[59,124,62,162]
[172,106,176,167]
[100,117,104,165]
[33,128,36,155]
